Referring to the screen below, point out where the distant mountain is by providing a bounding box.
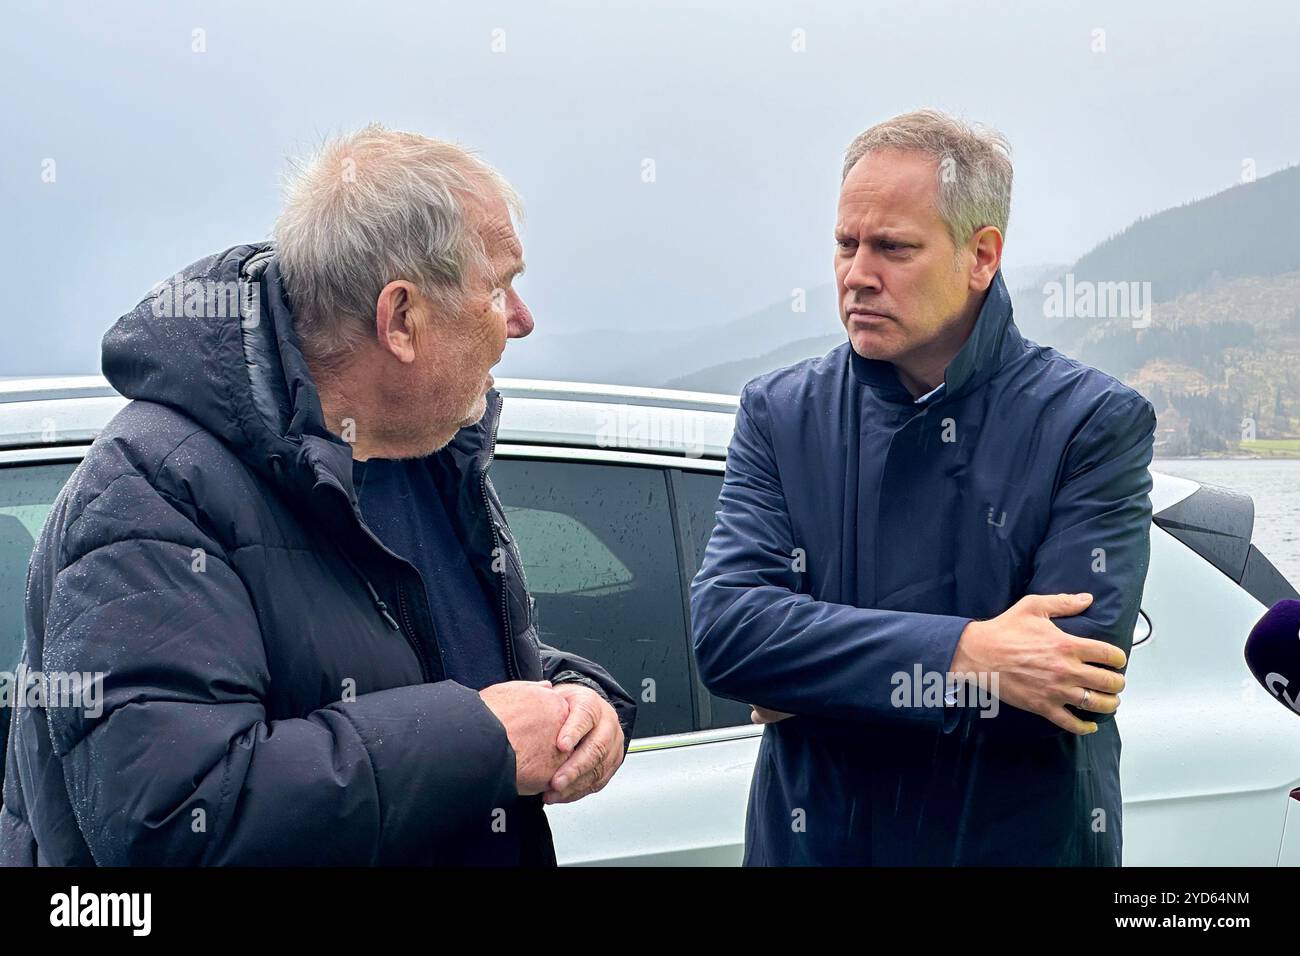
[1018,165,1300,454]
[1076,164,1300,295]
[1067,269,1300,454]
[494,327,669,383]
[662,333,844,393]
[495,285,842,387]
[1016,164,1300,348]
[657,164,1300,455]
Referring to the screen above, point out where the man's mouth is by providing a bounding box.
[846,308,894,322]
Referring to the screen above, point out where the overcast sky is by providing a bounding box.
[2,0,1298,378]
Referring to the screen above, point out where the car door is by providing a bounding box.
[489,450,757,865]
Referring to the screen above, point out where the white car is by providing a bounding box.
[1,375,1297,866]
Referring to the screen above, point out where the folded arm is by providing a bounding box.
[690,383,971,726]
[969,392,1156,737]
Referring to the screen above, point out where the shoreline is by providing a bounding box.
[1154,455,1300,461]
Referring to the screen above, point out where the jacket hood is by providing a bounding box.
[102,243,501,508]
[102,243,352,503]
[849,269,1023,405]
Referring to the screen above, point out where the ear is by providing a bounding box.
[966,226,1004,292]
[374,281,421,364]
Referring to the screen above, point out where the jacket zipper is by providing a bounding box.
[481,391,521,681]
[395,579,440,682]
[342,537,435,684]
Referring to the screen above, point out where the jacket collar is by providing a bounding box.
[849,269,1022,406]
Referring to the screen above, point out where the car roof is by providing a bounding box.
[0,374,741,456]
[0,374,1198,512]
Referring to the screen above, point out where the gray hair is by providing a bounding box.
[273,124,521,370]
[841,109,1012,248]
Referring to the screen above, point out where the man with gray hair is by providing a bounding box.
[0,125,635,866]
[692,109,1155,865]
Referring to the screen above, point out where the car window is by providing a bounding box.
[489,458,694,738]
[676,469,755,729]
[678,470,723,572]
[0,463,77,672]
[500,508,633,596]
[0,461,78,788]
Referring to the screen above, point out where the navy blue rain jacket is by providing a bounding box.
[691,272,1155,865]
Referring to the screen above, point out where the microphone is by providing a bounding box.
[1244,600,1300,716]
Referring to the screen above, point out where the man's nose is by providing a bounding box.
[843,250,883,293]
[506,297,534,339]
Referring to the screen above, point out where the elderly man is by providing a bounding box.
[691,109,1155,866]
[0,125,634,866]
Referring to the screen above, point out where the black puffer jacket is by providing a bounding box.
[0,243,635,866]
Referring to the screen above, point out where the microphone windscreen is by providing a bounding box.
[1244,600,1300,716]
